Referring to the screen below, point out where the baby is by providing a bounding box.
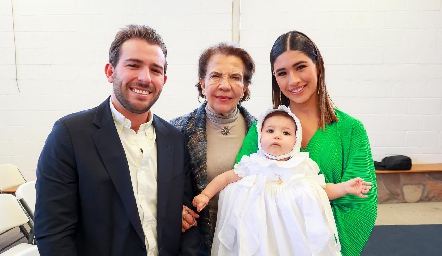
[193,106,371,256]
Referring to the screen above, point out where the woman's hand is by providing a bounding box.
[182,205,199,232]
[344,177,372,198]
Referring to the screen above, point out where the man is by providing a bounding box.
[34,24,199,255]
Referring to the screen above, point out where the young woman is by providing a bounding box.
[236,31,378,256]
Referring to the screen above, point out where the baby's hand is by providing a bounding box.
[192,193,210,212]
[345,177,372,198]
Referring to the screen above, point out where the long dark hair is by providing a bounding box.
[270,31,337,129]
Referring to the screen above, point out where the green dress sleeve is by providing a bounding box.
[235,121,258,164]
[304,110,377,256]
[331,120,378,256]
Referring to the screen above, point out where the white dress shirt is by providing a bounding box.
[110,100,158,256]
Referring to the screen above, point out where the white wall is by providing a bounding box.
[0,0,441,180]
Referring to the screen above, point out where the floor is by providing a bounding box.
[0,225,30,253]
[375,201,442,225]
[1,202,442,253]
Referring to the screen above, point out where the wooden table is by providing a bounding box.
[1,184,20,194]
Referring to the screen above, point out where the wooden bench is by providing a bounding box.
[376,163,442,174]
[376,163,442,203]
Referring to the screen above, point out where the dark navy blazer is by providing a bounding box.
[34,97,199,256]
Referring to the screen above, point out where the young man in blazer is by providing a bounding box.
[34,24,199,256]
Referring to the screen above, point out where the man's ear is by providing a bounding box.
[163,75,167,85]
[105,63,114,83]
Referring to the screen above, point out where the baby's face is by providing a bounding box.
[260,115,297,160]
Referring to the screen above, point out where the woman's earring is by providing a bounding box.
[279,91,282,103]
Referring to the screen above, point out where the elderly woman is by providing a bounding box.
[170,42,256,255]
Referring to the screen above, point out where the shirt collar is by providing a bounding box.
[109,98,154,135]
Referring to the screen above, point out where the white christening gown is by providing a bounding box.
[211,152,341,256]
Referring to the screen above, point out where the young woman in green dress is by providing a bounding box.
[236,31,378,256]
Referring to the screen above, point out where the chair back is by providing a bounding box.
[15,181,36,218]
[0,194,29,233]
[0,244,38,256]
[0,164,26,191]
[13,245,40,256]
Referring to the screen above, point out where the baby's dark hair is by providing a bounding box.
[262,111,297,132]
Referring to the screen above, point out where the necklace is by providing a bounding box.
[221,126,231,136]
[277,175,283,185]
[205,104,239,136]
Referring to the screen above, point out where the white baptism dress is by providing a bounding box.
[211,151,341,256]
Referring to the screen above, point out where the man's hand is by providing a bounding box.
[182,205,199,232]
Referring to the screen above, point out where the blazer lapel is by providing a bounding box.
[91,98,145,242]
[153,115,173,242]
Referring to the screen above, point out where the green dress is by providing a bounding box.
[236,109,377,256]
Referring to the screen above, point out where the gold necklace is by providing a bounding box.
[278,176,283,185]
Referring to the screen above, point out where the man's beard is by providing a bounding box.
[113,78,161,114]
